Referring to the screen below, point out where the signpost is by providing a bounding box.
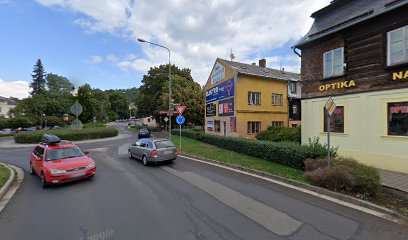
[175,106,186,152]
[164,117,169,132]
[324,97,336,167]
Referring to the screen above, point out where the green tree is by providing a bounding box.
[77,84,99,123]
[46,73,75,95]
[30,59,46,95]
[108,91,129,120]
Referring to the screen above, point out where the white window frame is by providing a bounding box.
[323,47,344,78]
[272,93,283,106]
[247,121,261,134]
[272,121,284,127]
[248,92,261,105]
[290,82,297,94]
[387,25,408,66]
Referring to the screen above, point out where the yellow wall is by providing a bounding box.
[302,88,408,173]
[204,59,289,138]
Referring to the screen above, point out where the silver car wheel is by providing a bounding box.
[142,156,148,166]
[128,150,133,159]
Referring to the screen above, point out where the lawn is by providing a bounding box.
[0,164,11,188]
[172,136,306,182]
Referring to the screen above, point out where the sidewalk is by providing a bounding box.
[380,170,408,193]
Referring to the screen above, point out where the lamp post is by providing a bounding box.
[138,38,172,139]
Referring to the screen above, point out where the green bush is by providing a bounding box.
[305,157,381,197]
[0,118,7,129]
[45,116,63,127]
[256,127,301,143]
[173,129,306,169]
[148,126,162,132]
[302,137,338,159]
[7,117,33,128]
[14,128,118,143]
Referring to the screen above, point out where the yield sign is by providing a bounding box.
[324,97,336,116]
[175,105,186,115]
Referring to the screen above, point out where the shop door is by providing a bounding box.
[223,121,227,136]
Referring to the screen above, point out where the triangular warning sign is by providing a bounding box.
[175,106,186,115]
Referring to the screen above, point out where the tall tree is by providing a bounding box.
[46,73,75,95]
[30,59,46,95]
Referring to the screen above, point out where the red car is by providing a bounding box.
[29,134,96,188]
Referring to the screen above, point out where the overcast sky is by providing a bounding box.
[0,0,331,99]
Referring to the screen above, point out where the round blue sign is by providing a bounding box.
[176,115,185,125]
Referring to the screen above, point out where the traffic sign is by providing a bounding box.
[175,106,186,115]
[164,117,169,122]
[176,115,185,125]
[324,97,336,116]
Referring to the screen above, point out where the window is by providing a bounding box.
[247,122,261,134]
[140,140,147,148]
[147,141,154,149]
[290,82,297,93]
[387,26,408,66]
[388,101,408,136]
[292,124,298,127]
[148,118,151,123]
[214,120,221,132]
[34,147,44,158]
[324,106,344,133]
[46,147,84,161]
[293,105,298,114]
[272,93,283,106]
[323,47,344,78]
[248,92,261,105]
[272,121,284,127]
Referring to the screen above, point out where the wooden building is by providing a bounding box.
[294,0,408,173]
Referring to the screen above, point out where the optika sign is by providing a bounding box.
[319,80,356,91]
[392,70,408,81]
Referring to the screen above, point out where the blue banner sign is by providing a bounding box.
[218,98,234,117]
[206,78,234,103]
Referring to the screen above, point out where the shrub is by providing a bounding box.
[302,137,338,159]
[45,116,63,127]
[7,117,33,128]
[0,118,7,129]
[305,157,381,197]
[148,126,162,132]
[304,157,327,172]
[14,128,118,143]
[256,127,301,143]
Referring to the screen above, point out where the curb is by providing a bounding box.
[0,163,15,201]
[179,153,408,224]
[0,163,24,214]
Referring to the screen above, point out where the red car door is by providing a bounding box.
[32,146,45,175]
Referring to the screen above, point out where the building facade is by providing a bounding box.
[0,96,18,118]
[204,58,300,138]
[288,80,302,127]
[294,0,408,173]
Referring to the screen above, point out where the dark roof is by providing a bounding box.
[218,58,300,81]
[294,0,408,48]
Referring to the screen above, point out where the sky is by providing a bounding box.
[0,0,331,99]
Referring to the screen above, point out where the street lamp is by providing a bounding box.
[138,38,172,139]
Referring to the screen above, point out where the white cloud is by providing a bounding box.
[87,55,104,64]
[0,79,30,99]
[36,0,331,84]
[107,54,119,62]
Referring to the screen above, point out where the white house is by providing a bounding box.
[0,96,18,118]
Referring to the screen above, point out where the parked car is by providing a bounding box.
[128,138,178,166]
[137,128,151,139]
[0,128,17,136]
[29,134,96,188]
[22,127,37,132]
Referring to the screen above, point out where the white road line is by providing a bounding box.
[179,155,407,226]
[161,166,302,236]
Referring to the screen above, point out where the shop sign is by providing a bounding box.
[390,106,408,113]
[230,117,236,132]
[207,121,214,131]
[319,80,356,92]
[211,63,226,85]
[206,103,216,117]
[218,98,234,117]
[206,78,234,103]
[392,70,408,81]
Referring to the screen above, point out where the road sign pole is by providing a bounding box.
[327,113,331,168]
[180,124,182,152]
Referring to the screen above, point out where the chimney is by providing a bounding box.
[259,59,266,67]
[252,63,256,66]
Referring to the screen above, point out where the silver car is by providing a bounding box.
[128,138,178,166]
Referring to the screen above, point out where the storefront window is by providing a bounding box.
[324,106,344,133]
[214,121,221,132]
[388,101,408,136]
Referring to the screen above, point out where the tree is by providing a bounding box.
[77,84,99,123]
[46,73,75,95]
[30,59,46,95]
[108,91,129,120]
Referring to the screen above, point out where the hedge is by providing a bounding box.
[256,127,301,143]
[14,127,118,143]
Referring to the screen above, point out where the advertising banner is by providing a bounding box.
[218,98,234,117]
[206,103,217,117]
[206,78,234,103]
[211,63,226,85]
[207,121,214,131]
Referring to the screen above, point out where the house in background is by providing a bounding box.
[288,79,302,127]
[204,58,300,139]
[142,116,157,127]
[0,96,18,118]
[293,0,408,173]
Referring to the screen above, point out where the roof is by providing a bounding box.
[218,58,300,81]
[294,0,408,48]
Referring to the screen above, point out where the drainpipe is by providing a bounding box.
[292,47,301,58]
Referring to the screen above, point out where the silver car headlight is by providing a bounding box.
[50,169,66,175]
[86,162,96,168]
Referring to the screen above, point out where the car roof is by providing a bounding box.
[39,141,78,150]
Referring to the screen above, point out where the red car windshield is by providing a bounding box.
[46,147,84,161]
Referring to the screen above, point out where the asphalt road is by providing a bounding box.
[0,125,407,240]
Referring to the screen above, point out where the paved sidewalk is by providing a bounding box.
[380,170,408,193]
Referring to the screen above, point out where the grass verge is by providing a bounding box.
[0,164,11,188]
[172,136,306,182]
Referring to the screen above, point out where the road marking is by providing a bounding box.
[87,147,108,152]
[179,155,408,227]
[161,166,302,236]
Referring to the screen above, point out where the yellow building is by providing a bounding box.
[204,58,300,138]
